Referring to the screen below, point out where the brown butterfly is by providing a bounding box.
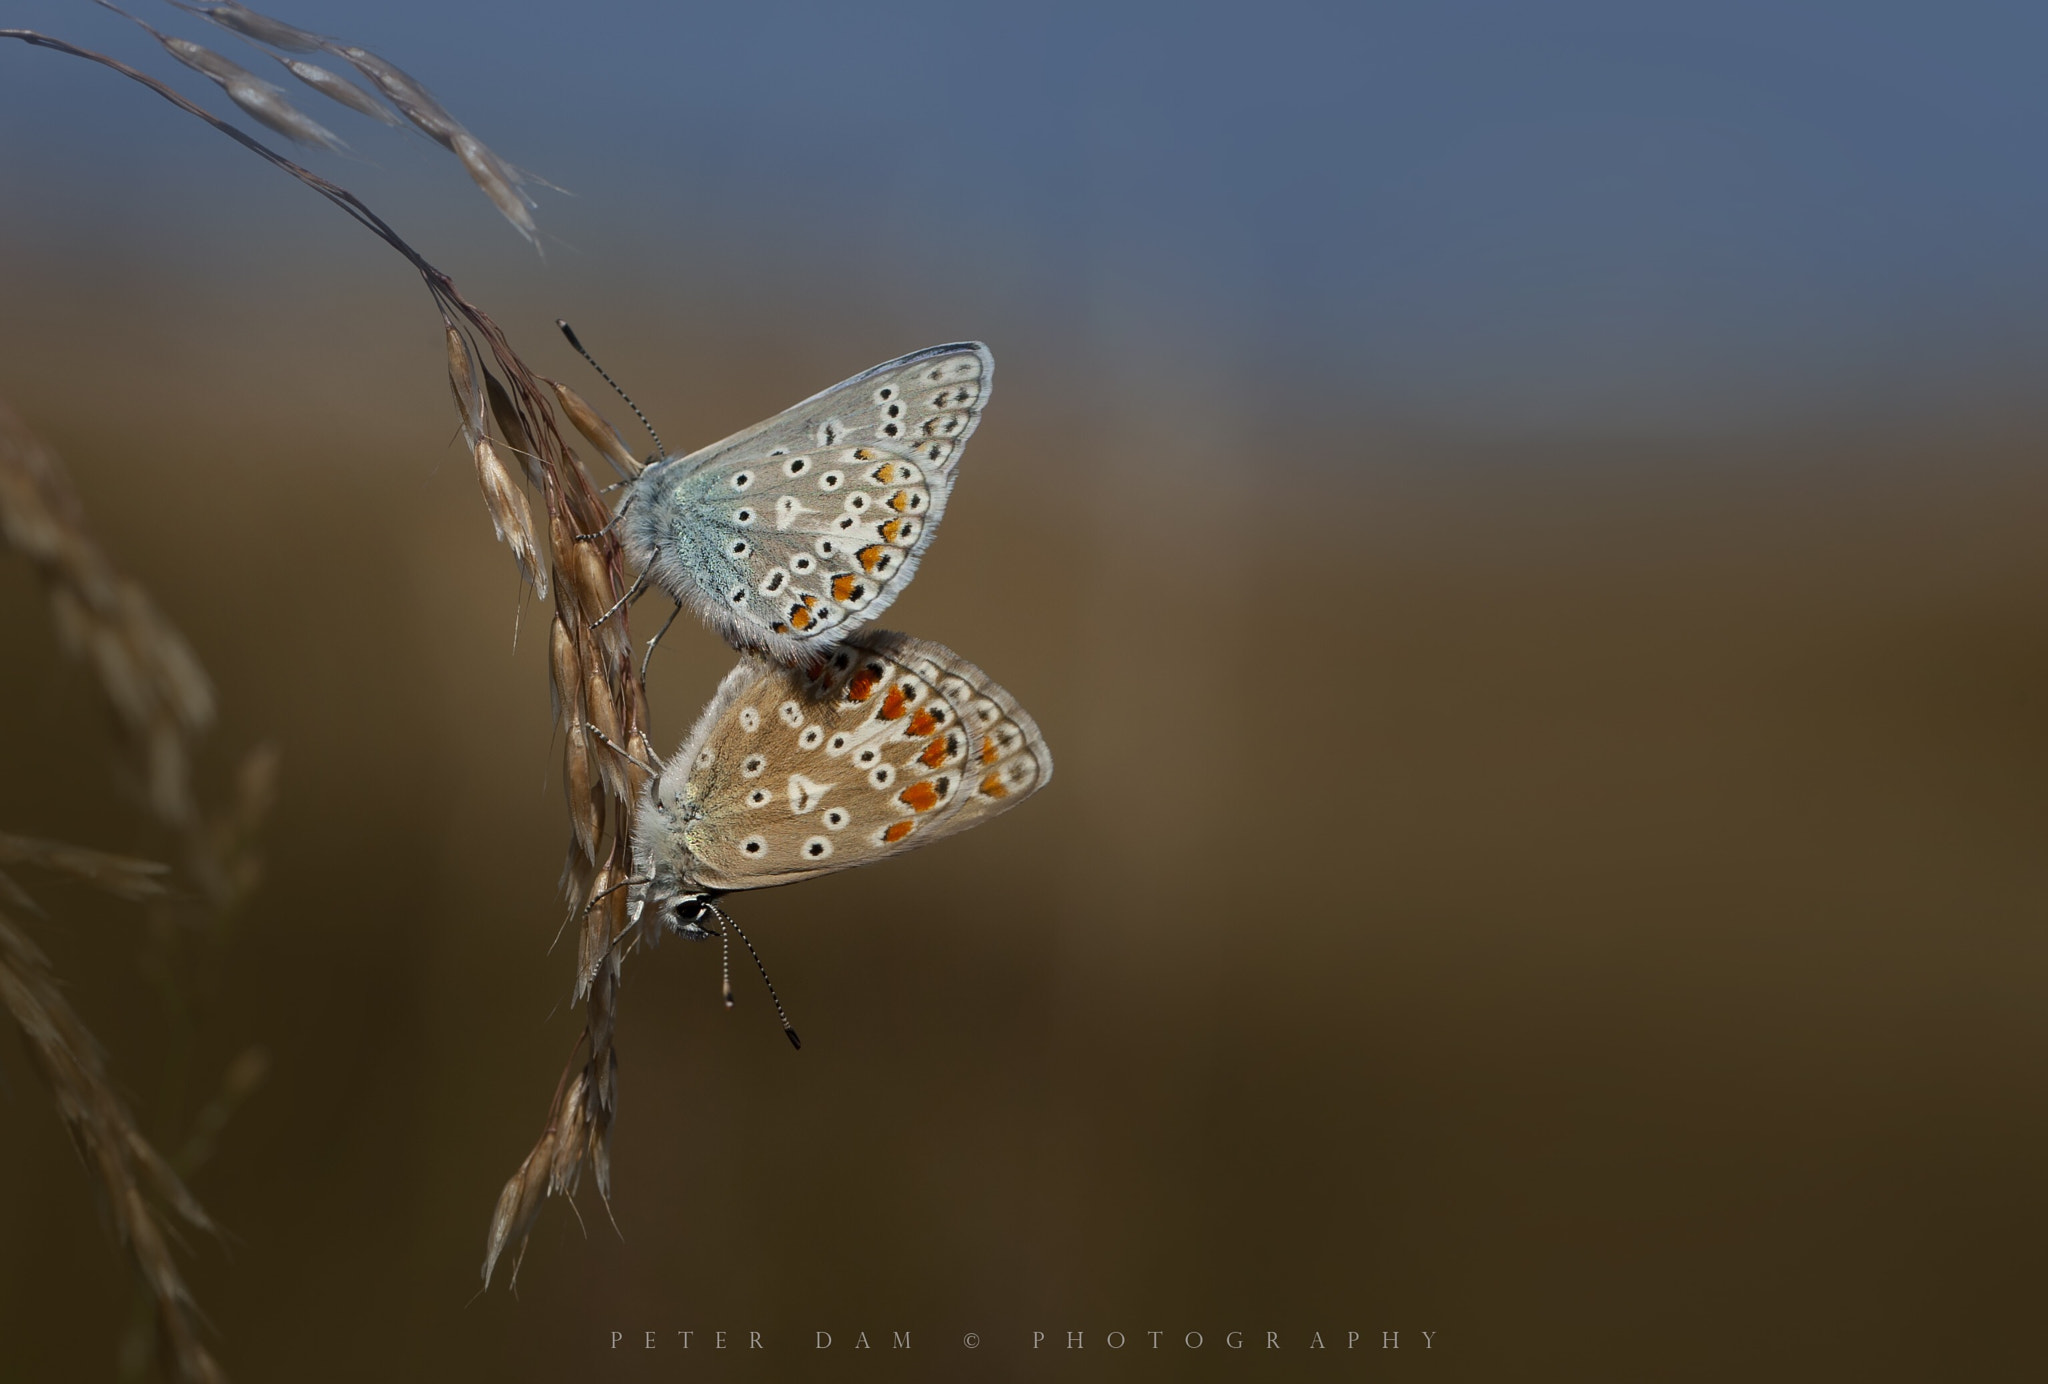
[625,630,1051,959]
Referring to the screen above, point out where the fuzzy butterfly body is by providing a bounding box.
[629,631,1050,932]
[621,344,992,662]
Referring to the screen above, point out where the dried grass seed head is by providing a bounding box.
[563,719,602,863]
[0,402,215,824]
[0,907,226,1382]
[181,0,328,53]
[274,54,401,125]
[548,614,581,733]
[107,6,347,153]
[452,131,539,247]
[156,33,248,84]
[445,325,483,442]
[583,664,626,801]
[484,371,546,490]
[569,525,617,633]
[221,72,345,150]
[470,436,546,598]
[0,833,171,902]
[331,45,464,145]
[550,381,642,480]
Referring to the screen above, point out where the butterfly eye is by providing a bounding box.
[875,386,895,402]
[823,808,848,829]
[786,457,809,476]
[778,701,804,727]
[739,707,760,732]
[747,789,770,807]
[728,585,747,604]
[742,755,766,778]
[869,764,895,788]
[885,402,903,419]
[881,422,901,437]
[802,836,833,859]
[855,748,878,766]
[730,539,750,556]
[815,539,838,557]
[844,493,869,514]
[760,569,786,594]
[732,472,753,489]
[733,508,754,524]
[792,555,814,573]
[799,726,824,749]
[819,471,843,490]
[825,734,850,756]
[742,836,766,856]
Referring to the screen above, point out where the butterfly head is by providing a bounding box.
[629,766,717,937]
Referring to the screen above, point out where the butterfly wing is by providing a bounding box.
[622,344,992,661]
[641,630,1051,894]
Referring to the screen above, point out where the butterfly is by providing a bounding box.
[625,629,1051,945]
[617,344,993,663]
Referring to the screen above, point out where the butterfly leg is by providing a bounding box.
[588,568,648,631]
[639,599,684,683]
[584,722,660,776]
[572,491,632,542]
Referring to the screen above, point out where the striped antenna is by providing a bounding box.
[557,319,665,458]
[708,902,801,1050]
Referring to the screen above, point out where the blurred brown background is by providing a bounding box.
[6,2,2048,1380]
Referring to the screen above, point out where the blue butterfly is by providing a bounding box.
[610,343,993,663]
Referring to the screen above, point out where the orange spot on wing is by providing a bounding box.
[888,490,913,512]
[874,462,897,483]
[883,820,915,843]
[878,686,909,720]
[846,667,880,702]
[879,518,904,542]
[832,574,859,601]
[918,736,948,767]
[899,781,940,813]
[788,605,813,630]
[979,773,1009,799]
[907,709,939,736]
[980,735,1000,765]
[858,544,888,573]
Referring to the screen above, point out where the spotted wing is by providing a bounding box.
[624,344,992,662]
[662,630,1051,893]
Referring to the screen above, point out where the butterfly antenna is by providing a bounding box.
[557,319,665,458]
[708,904,801,1050]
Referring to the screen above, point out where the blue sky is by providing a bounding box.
[6,0,2048,436]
